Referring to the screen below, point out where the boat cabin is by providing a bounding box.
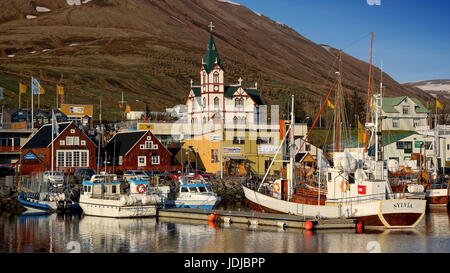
[325,153,391,203]
[180,183,214,194]
[82,174,121,198]
[179,175,213,194]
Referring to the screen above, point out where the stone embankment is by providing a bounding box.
[209,176,247,208]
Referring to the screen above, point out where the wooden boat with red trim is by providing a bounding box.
[389,167,449,206]
[243,151,427,229]
[243,36,426,229]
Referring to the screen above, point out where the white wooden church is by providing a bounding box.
[185,23,264,125]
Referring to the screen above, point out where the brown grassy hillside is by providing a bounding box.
[0,0,432,121]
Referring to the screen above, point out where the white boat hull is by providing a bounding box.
[243,186,426,229]
[79,196,157,218]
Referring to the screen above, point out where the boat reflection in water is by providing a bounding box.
[78,216,158,252]
[1,206,450,253]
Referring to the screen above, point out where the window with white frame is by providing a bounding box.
[151,155,160,165]
[138,156,146,167]
[81,151,88,167]
[392,118,399,128]
[66,137,79,146]
[56,150,89,167]
[57,151,64,167]
[118,156,123,165]
[403,105,410,115]
[60,140,65,145]
[74,151,80,167]
[66,151,72,167]
[413,118,421,128]
[81,140,86,146]
[145,141,153,149]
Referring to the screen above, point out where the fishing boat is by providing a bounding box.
[175,175,221,209]
[243,36,426,229]
[79,173,158,218]
[18,192,76,213]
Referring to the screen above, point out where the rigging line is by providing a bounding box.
[296,78,338,155]
[341,32,372,52]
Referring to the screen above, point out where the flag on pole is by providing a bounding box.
[0,87,3,100]
[32,77,41,95]
[57,84,64,95]
[51,110,59,138]
[358,120,366,144]
[327,100,335,109]
[19,83,27,94]
[436,99,443,110]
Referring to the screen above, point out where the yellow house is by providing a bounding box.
[181,124,284,176]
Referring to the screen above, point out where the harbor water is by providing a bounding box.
[0,207,449,253]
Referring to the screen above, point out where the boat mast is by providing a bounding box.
[335,51,343,152]
[289,95,295,201]
[433,102,439,182]
[364,32,374,153]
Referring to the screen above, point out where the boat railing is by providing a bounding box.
[326,192,419,204]
[89,193,121,200]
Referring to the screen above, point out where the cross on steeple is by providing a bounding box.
[238,77,243,86]
[208,21,215,33]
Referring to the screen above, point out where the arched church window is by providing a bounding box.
[214,97,219,109]
[213,72,220,83]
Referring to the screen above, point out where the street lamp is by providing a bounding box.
[136,99,149,121]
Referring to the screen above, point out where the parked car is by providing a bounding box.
[123,170,151,182]
[42,171,65,188]
[161,170,181,181]
[74,168,96,184]
[187,170,211,180]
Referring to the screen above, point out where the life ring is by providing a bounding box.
[136,184,146,194]
[340,181,350,192]
[273,182,281,193]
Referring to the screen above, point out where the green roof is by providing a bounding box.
[382,131,416,147]
[382,96,429,114]
[224,86,240,98]
[192,87,201,97]
[203,33,224,74]
[223,86,264,106]
[382,96,406,113]
[245,88,264,105]
[410,98,429,113]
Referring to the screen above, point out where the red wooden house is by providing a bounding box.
[104,130,173,173]
[20,122,97,175]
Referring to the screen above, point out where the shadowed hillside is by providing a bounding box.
[0,0,431,121]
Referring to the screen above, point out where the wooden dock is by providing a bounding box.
[157,208,358,230]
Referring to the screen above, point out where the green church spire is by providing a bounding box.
[203,22,224,74]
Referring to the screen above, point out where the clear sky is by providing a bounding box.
[236,0,450,83]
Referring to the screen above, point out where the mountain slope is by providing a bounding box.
[0,0,432,121]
